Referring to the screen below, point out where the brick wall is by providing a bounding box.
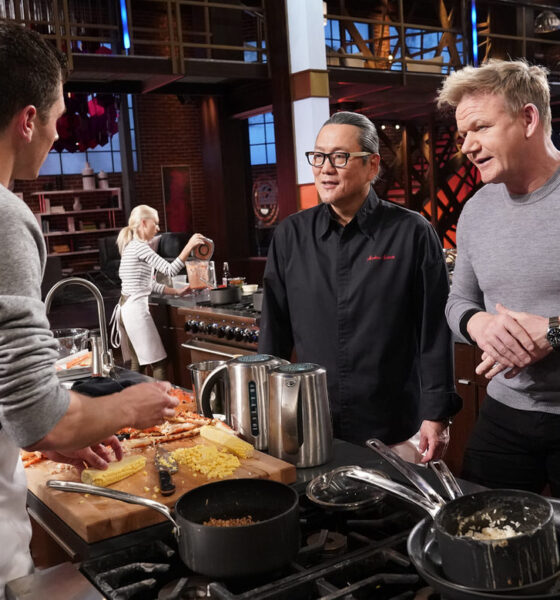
[133,94,208,235]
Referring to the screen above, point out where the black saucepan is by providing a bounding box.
[408,516,560,599]
[346,439,560,591]
[209,286,242,305]
[47,478,300,579]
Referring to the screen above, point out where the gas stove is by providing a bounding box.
[79,493,433,600]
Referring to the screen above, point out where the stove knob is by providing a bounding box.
[209,323,220,336]
[190,320,199,333]
[218,325,226,338]
[242,328,252,342]
[234,327,244,341]
[184,321,191,332]
[224,326,234,340]
[198,321,207,333]
[252,330,260,344]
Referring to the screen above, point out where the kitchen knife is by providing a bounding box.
[154,447,178,496]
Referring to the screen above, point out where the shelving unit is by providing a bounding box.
[31,188,123,275]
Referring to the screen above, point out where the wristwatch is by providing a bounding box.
[546,316,560,351]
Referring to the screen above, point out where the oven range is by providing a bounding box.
[180,299,261,364]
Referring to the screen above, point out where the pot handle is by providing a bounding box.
[46,480,181,534]
[281,376,302,455]
[346,467,440,518]
[546,497,560,530]
[199,362,229,418]
[429,460,463,500]
[366,438,446,508]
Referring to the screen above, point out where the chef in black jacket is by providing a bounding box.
[259,111,460,460]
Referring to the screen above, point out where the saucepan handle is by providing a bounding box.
[366,438,446,507]
[429,460,463,500]
[545,497,560,530]
[46,480,180,533]
[346,467,441,518]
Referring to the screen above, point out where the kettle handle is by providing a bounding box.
[199,362,229,418]
[281,377,302,455]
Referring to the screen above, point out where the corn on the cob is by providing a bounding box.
[81,455,146,486]
[199,425,254,459]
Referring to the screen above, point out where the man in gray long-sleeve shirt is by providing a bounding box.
[438,59,560,494]
[0,24,179,596]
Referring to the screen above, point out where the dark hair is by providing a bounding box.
[0,23,67,131]
[321,111,379,154]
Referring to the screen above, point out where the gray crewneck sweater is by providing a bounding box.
[0,184,69,446]
[446,167,560,412]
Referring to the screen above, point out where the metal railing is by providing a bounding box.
[0,0,267,74]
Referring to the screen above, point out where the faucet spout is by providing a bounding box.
[45,277,115,376]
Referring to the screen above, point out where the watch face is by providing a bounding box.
[546,327,560,350]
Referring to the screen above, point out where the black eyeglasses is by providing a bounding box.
[305,151,373,168]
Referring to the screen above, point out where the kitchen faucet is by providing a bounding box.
[45,277,115,377]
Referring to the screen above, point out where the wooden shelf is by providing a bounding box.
[37,207,121,217]
[35,188,122,272]
[44,228,120,237]
[48,249,100,257]
[31,188,120,196]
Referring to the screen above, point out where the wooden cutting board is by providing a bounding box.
[25,438,296,543]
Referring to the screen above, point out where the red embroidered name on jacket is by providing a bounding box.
[367,255,395,261]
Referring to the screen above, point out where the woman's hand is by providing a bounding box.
[179,233,208,262]
[163,285,192,297]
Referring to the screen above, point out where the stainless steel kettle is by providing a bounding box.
[268,363,333,468]
[199,354,288,451]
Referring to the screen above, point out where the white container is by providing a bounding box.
[82,162,95,190]
[98,170,109,189]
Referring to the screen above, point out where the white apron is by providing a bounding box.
[0,430,33,600]
[110,290,167,365]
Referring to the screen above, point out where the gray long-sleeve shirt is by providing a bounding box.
[0,185,69,447]
[446,168,560,412]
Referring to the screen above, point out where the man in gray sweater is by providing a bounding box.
[0,24,179,595]
[438,59,560,494]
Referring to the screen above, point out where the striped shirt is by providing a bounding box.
[119,238,184,296]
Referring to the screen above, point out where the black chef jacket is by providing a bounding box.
[259,188,461,446]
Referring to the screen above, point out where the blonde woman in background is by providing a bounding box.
[112,204,207,379]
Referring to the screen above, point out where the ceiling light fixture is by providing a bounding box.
[534,10,560,34]
[395,124,400,130]
[381,124,386,130]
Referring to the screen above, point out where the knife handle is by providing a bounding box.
[158,470,176,496]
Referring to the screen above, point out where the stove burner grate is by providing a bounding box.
[158,576,213,599]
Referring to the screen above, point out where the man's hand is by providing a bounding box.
[118,381,179,430]
[418,420,450,463]
[43,435,123,472]
[475,304,552,379]
[467,309,534,369]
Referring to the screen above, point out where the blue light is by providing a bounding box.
[120,0,131,50]
[471,0,478,66]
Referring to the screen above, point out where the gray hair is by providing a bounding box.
[437,59,552,136]
[321,111,379,154]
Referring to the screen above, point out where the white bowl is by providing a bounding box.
[242,284,258,295]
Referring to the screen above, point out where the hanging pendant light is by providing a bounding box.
[534,10,560,34]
